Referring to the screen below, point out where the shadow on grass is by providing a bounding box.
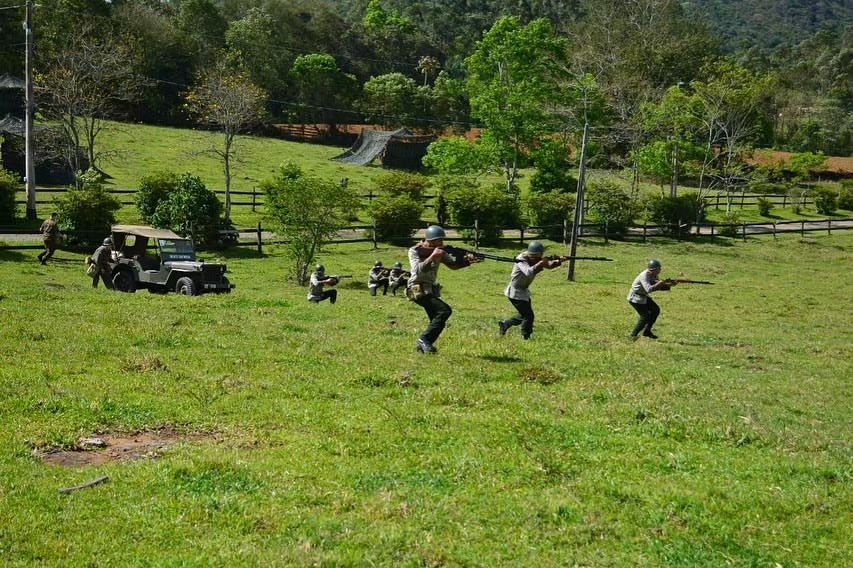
[480,353,523,363]
[0,249,30,262]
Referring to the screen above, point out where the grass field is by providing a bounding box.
[1,232,850,565]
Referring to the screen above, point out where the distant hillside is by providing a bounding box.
[682,0,853,50]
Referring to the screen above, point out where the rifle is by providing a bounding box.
[414,245,484,268]
[326,274,352,283]
[664,278,714,285]
[539,255,613,263]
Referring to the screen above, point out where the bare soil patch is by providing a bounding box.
[39,427,207,468]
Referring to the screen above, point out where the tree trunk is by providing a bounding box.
[224,132,233,219]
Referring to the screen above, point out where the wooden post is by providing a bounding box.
[24,1,37,219]
[782,194,787,208]
[772,222,777,240]
[520,227,525,247]
[801,220,805,237]
[827,219,831,235]
[256,222,263,255]
[372,219,378,250]
[742,222,747,242]
[710,223,715,237]
[715,194,720,210]
[642,222,647,243]
[474,219,480,250]
[562,218,568,245]
[604,220,609,244]
[568,122,589,281]
[251,187,256,212]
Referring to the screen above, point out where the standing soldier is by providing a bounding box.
[407,225,480,354]
[307,264,339,304]
[627,259,675,340]
[389,261,409,296]
[368,261,390,296]
[498,241,562,340]
[38,212,60,265]
[91,237,115,289]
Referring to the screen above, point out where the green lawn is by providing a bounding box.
[0,233,850,565]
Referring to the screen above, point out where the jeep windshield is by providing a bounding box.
[158,239,196,262]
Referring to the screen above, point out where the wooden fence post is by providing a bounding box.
[715,194,720,210]
[256,222,263,255]
[742,222,747,242]
[801,220,805,237]
[520,227,525,247]
[642,221,647,243]
[562,218,568,245]
[710,223,715,237]
[604,220,609,244]
[772,222,777,240]
[827,219,831,235]
[782,193,787,208]
[372,219,378,250]
[474,219,480,250]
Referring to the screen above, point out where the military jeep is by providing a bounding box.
[109,225,234,295]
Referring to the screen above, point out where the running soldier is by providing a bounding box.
[368,261,389,296]
[627,259,675,340]
[498,241,562,340]
[38,212,60,265]
[307,264,339,304]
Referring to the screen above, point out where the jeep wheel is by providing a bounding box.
[175,276,198,296]
[112,270,137,293]
[221,277,231,293]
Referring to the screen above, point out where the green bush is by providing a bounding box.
[54,169,121,247]
[433,176,478,226]
[645,193,706,235]
[369,194,424,244]
[718,211,741,238]
[373,171,430,200]
[787,187,805,214]
[447,183,521,245]
[0,168,19,223]
[151,173,223,246]
[530,139,577,194]
[757,197,774,217]
[586,181,640,235]
[136,171,179,223]
[748,181,788,194]
[526,192,575,241]
[813,186,837,215]
[838,185,853,211]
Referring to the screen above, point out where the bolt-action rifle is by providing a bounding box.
[415,246,614,267]
[325,274,352,284]
[663,278,714,285]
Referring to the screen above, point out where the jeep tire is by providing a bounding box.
[176,276,198,296]
[112,270,137,293]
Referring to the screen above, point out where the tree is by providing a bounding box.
[38,28,142,179]
[466,17,568,190]
[417,56,441,86]
[289,54,358,124]
[361,73,420,126]
[423,137,497,177]
[263,164,359,286]
[185,60,266,219]
[226,7,286,95]
[150,173,223,246]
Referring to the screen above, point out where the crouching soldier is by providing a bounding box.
[38,212,60,265]
[91,237,115,289]
[368,261,389,296]
[307,264,339,304]
[498,241,561,340]
[627,259,674,340]
[389,262,409,296]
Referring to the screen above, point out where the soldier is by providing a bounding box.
[307,264,339,304]
[38,212,60,265]
[627,259,675,340]
[389,261,409,296]
[91,237,115,289]
[407,225,481,354]
[368,261,389,296]
[498,241,562,340]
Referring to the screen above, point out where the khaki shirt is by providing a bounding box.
[627,269,658,304]
[389,268,407,284]
[307,272,327,300]
[408,246,440,287]
[368,268,388,286]
[504,253,541,301]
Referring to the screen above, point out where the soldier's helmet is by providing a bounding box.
[527,241,546,255]
[103,237,113,246]
[425,225,446,241]
[648,259,662,270]
[316,264,325,274]
[374,261,383,267]
[394,262,402,268]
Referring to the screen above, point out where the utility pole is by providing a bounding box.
[567,122,589,282]
[24,0,36,219]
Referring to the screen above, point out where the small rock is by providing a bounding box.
[79,437,107,450]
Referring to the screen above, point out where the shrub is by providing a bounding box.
[447,183,521,245]
[813,186,837,215]
[757,197,774,217]
[586,181,640,235]
[0,168,19,223]
[530,139,577,194]
[645,193,706,235]
[748,181,787,194]
[54,169,121,247]
[136,171,179,223]
[718,211,740,238]
[838,185,853,211]
[369,194,424,244]
[151,173,223,246]
[433,175,478,226]
[526,192,575,241]
[787,187,805,214]
[373,171,430,200]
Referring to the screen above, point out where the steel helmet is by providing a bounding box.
[648,259,662,270]
[374,261,383,267]
[527,241,546,255]
[103,237,113,246]
[424,225,446,241]
[393,261,402,268]
[315,264,325,273]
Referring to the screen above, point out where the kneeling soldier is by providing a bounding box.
[389,261,409,295]
[368,261,389,296]
[91,237,115,289]
[499,241,561,340]
[307,264,339,304]
[627,259,674,340]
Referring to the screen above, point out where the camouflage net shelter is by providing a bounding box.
[332,128,434,170]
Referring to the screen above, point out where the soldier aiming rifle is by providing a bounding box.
[389,262,410,296]
[308,264,351,304]
[368,261,390,296]
[499,241,563,340]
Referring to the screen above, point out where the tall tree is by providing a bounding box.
[289,54,358,125]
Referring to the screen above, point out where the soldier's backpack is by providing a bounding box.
[84,256,97,276]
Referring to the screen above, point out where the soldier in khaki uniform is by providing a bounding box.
[307,264,339,304]
[498,241,561,340]
[38,212,60,265]
[627,259,675,340]
[91,237,115,289]
[368,261,390,296]
[388,262,409,296]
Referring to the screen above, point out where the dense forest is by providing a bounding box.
[0,0,850,157]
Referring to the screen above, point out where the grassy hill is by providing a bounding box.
[0,231,850,564]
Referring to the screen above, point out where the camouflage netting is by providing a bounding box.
[332,128,413,166]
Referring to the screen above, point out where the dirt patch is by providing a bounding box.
[39,428,204,468]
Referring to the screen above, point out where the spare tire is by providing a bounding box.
[175,276,198,296]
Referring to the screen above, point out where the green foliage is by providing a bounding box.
[263,164,359,285]
[756,197,774,217]
[530,139,577,194]
[645,193,706,235]
[423,137,494,176]
[718,211,741,237]
[369,195,424,245]
[837,184,853,211]
[373,172,430,200]
[432,175,479,225]
[150,173,223,245]
[813,186,837,215]
[787,152,827,182]
[54,169,121,247]
[586,181,641,235]
[0,168,19,223]
[289,53,357,121]
[361,73,420,125]
[447,183,521,244]
[635,141,704,188]
[136,171,179,223]
[526,191,575,240]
